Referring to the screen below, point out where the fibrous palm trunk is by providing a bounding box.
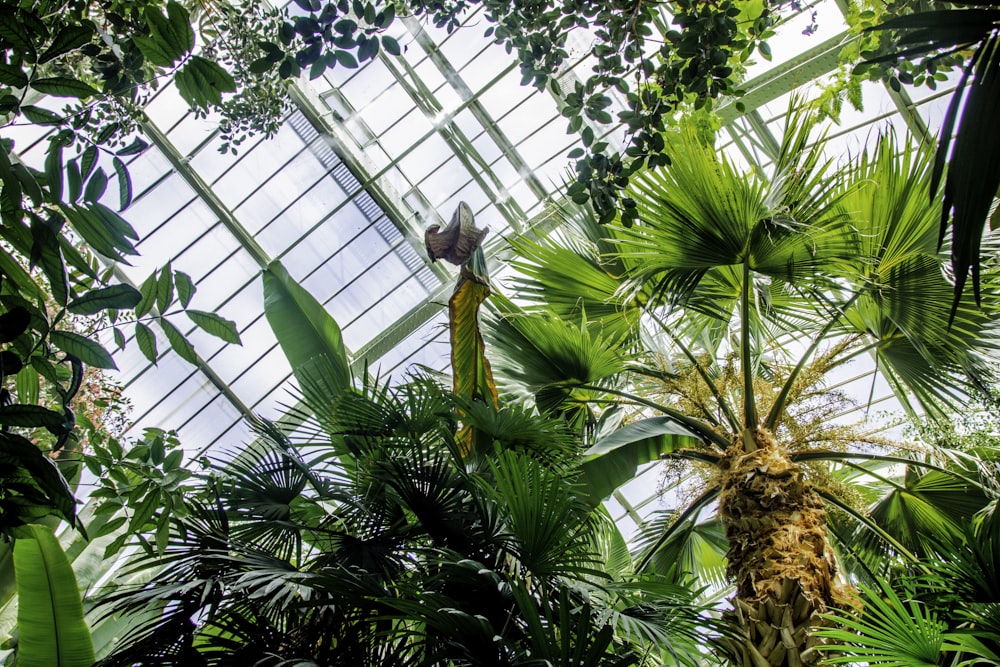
[717,428,850,667]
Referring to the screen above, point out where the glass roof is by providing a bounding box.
[8,0,958,537]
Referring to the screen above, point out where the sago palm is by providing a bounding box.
[486,105,1000,666]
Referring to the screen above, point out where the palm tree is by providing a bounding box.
[486,105,1000,666]
[90,261,707,666]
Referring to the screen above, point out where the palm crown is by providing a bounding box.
[486,104,1000,666]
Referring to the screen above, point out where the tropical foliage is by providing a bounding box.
[89,259,707,666]
[485,105,1000,664]
[861,4,1000,309]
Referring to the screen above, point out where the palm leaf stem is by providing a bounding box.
[764,290,863,431]
[578,384,728,449]
[648,310,741,433]
[814,489,924,567]
[635,486,722,573]
[833,458,910,494]
[740,260,758,431]
[667,449,725,466]
[792,451,983,490]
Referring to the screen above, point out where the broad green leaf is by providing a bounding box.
[82,166,108,202]
[134,322,158,363]
[579,417,701,505]
[14,524,95,667]
[334,49,358,68]
[15,364,39,405]
[174,270,195,307]
[67,284,142,315]
[0,404,65,429]
[49,330,117,370]
[20,105,61,125]
[135,271,158,318]
[29,77,98,99]
[79,145,97,182]
[58,234,96,280]
[29,218,68,307]
[0,432,75,524]
[159,318,198,365]
[186,309,241,344]
[44,141,63,202]
[155,262,174,313]
[11,163,41,207]
[0,10,36,57]
[136,1,194,67]
[174,56,236,110]
[65,159,81,202]
[61,205,128,262]
[0,64,27,88]
[262,259,351,399]
[112,157,132,210]
[115,137,149,157]
[132,35,175,68]
[0,250,42,301]
[38,23,94,64]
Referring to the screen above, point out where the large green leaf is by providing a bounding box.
[262,259,351,402]
[67,284,141,315]
[134,1,194,67]
[14,524,95,667]
[49,330,116,370]
[29,77,98,99]
[175,56,236,109]
[579,417,701,505]
[186,309,241,344]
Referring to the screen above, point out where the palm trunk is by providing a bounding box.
[717,428,850,667]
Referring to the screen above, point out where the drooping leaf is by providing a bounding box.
[15,364,39,405]
[134,321,158,364]
[49,330,117,370]
[155,263,174,314]
[579,417,702,505]
[186,309,241,344]
[262,259,351,400]
[0,404,66,430]
[112,157,132,210]
[82,166,108,202]
[0,432,75,526]
[450,256,498,408]
[174,270,195,307]
[65,159,81,202]
[67,284,142,315]
[159,318,198,365]
[20,105,61,125]
[44,141,63,202]
[174,56,236,110]
[135,1,194,66]
[135,271,158,318]
[29,77,98,99]
[31,219,69,306]
[14,524,95,667]
[115,137,149,157]
[38,22,95,64]
[61,204,134,263]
